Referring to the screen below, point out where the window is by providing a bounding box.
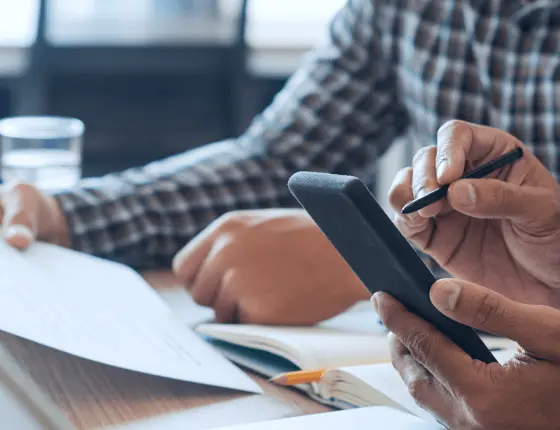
[246,0,346,49]
[46,0,241,45]
[0,0,38,47]
[245,0,345,77]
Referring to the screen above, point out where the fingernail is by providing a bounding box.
[454,182,477,207]
[436,159,449,180]
[371,293,380,313]
[432,282,462,311]
[4,225,33,241]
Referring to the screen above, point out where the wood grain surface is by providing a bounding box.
[0,271,331,429]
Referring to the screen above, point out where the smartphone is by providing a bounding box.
[288,171,497,364]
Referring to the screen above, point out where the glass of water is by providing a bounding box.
[0,116,84,191]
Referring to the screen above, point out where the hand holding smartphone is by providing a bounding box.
[288,172,496,364]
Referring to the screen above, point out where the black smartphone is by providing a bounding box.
[288,171,497,364]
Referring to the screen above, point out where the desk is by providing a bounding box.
[0,271,331,430]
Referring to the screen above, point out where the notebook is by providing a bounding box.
[317,348,516,417]
[197,302,518,379]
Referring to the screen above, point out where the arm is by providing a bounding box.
[55,0,409,268]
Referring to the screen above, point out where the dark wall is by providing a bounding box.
[44,73,287,177]
[0,84,11,120]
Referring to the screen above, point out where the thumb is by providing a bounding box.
[2,184,38,249]
[448,178,560,227]
[430,279,560,361]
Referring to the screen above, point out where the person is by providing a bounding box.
[3,1,560,325]
[375,120,560,428]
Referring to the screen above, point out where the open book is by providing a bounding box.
[317,348,515,419]
[197,301,388,376]
[197,302,518,379]
[197,306,518,411]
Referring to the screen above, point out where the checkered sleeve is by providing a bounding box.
[54,0,410,269]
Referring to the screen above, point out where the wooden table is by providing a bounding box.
[0,272,331,430]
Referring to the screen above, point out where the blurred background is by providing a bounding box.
[0,0,403,208]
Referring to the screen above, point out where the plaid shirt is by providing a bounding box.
[56,0,560,269]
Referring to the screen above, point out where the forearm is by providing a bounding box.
[55,139,298,268]
[55,0,409,269]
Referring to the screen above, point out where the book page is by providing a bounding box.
[121,405,441,430]
[197,300,518,372]
[0,241,261,393]
[196,323,391,370]
[196,300,388,370]
[333,364,435,422]
[198,406,442,430]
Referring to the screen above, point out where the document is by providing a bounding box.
[220,407,441,430]
[0,241,261,394]
[118,406,442,430]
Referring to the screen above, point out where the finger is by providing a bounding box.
[436,121,521,184]
[173,213,248,284]
[172,219,226,285]
[411,146,443,218]
[430,279,560,360]
[389,168,432,245]
[388,333,432,383]
[388,167,414,213]
[189,236,231,307]
[213,269,240,323]
[448,179,560,229]
[388,334,454,421]
[2,184,38,249]
[393,214,433,250]
[374,292,476,389]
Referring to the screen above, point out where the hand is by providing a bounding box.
[389,120,560,307]
[0,183,70,249]
[172,209,368,325]
[374,280,560,430]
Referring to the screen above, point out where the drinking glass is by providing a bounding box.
[0,116,84,191]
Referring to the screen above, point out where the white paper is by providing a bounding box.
[0,384,47,430]
[0,345,76,430]
[196,323,393,370]
[196,407,441,430]
[339,364,436,422]
[0,241,261,394]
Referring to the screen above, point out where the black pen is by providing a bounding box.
[401,147,524,215]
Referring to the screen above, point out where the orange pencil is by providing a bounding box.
[270,369,327,386]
